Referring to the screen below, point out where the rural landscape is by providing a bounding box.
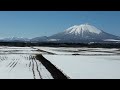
[0,11,120,79]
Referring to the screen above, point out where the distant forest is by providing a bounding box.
[0,42,120,48]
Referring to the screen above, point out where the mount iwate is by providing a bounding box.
[31,23,120,43]
[1,23,120,43]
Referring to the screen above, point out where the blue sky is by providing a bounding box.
[0,11,120,39]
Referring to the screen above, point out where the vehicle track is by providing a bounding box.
[32,59,36,79]
[34,58,42,79]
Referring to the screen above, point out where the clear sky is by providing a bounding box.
[0,11,120,39]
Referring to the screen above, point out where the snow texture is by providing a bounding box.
[1,46,120,79]
[0,47,53,79]
[44,55,120,79]
[34,47,120,55]
[104,39,120,42]
[65,24,102,35]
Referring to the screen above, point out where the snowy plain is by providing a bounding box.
[34,47,120,55]
[35,47,120,79]
[0,46,120,79]
[44,55,120,79]
[0,47,53,79]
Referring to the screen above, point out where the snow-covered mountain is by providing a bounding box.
[1,37,30,42]
[31,36,48,42]
[48,23,120,43]
[1,23,120,43]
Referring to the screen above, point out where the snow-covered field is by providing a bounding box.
[1,46,120,79]
[34,47,120,55]
[44,55,120,79]
[34,47,120,79]
[0,47,53,79]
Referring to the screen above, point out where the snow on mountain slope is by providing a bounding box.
[48,23,120,43]
[104,39,120,42]
[65,24,102,35]
[2,23,119,43]
[31,36,48,42]
[2,37,30,42]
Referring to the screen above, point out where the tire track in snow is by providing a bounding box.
[6,55,20,72]
[32,56,41,79]
[38,62,51,79]
[29,61,31,67]
[12,61,18,68]
[7,58,16,67]
[34,58,42,79]
[0,56,7,61]
[9,58,19,72]
[32,59,36,79]
[10,61,16,67]
[29,58,32,72]
[10,61,18,70]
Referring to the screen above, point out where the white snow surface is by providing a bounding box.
[104,39,120,42]
[1,46,120,79]
[0,47,49,54]
[0,47,53,79]
[44,55,120,79]
[34,47,120,55]
[65,24,102,35]
[47,39,59,41]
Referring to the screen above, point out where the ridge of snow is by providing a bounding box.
[104,39,120,42]
[65,23,102,35]
[47,39,60,41]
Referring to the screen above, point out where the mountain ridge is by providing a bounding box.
[48,24,120,43]
[0,23,120,43]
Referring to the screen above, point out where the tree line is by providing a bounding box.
[0,42,120,48]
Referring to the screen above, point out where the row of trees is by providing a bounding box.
[0,42,120,48]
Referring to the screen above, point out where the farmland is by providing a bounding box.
[0,46,120,79]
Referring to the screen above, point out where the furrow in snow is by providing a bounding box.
[32,59,36,79]
[34,59,42,79]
